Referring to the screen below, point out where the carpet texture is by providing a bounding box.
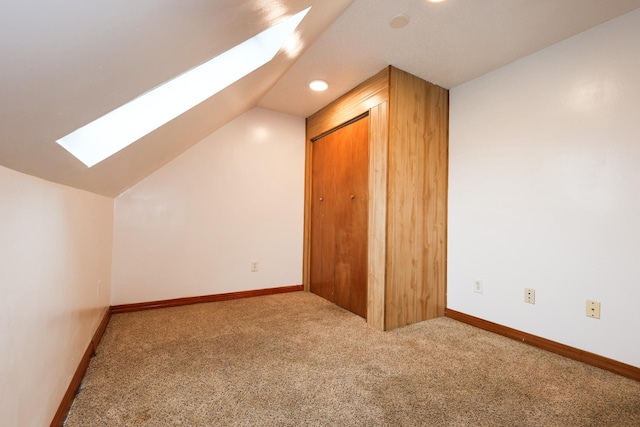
[65,291,640,426]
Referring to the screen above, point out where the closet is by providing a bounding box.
[304,66,448,331]
[310,114,369,318]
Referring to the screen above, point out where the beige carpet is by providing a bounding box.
[65,291,640,426]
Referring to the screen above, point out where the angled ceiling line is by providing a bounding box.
[56,7,311,168]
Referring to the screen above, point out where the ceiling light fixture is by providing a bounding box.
[309,80,328,91]
[389,14,410,29]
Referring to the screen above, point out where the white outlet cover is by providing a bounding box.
[524,288,535,304]
[586,299,601,319]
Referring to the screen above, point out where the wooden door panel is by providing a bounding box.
[310,133,333,302]
[333,116,368,318]
[310,115,369,318]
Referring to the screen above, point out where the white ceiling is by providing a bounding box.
[259,0,640,117]
[0,0,352,196]
[1,0,639,196]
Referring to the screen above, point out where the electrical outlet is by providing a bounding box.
[474,280,483,294]
[586,300,601,319]
[525,288,535,304]
[251,261,259,272]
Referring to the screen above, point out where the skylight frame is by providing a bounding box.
[56,7,310,168]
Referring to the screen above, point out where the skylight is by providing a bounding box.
[57,7,311,168]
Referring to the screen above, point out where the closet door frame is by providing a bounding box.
[303,67,390,330]
[309,114,370,318]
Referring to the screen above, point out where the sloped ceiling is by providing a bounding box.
[259,0,640,117]
[2,0,640,197]
[0,0,353,196]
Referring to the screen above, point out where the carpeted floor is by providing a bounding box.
[65,291,640,426]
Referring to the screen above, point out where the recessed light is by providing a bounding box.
[426,0,447,3]
[309,80,328,91]
[389,14,410,29]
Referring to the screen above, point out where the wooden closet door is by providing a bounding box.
[310,115,369,318]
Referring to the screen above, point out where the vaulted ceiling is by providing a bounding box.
[2,0,639,197]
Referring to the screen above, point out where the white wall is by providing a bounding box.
[0,166,113,426]
[112,107,305,305]
[448,9,640,367]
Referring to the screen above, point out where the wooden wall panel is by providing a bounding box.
[306,68,389,140]
[423,83,448,321]
[385,67,448,330]
[367,101,388,330]
[386,67,422,328]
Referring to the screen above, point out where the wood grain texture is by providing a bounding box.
[309,127,335,303]
[421,73,449,321]
[110,285,304,314]
[302,129,314,291]
[50,308,111,427]
[334,116,369,318]
[305,66,448,331]
[367,101,388,330]
[385,67,448,330]
[310,116,369,318]
[304,67,389,295]
[445,309,640,382]
[306,68,389,141]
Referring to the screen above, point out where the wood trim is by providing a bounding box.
[91,307,111,349]
[366,101,388,330]
[52,286,302,425]
[110,285,304,314]
[303,119,313,291]
[306,67,389,141]
[50,308,111,427]
[310,111,369,142]
[445,309,640,382]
